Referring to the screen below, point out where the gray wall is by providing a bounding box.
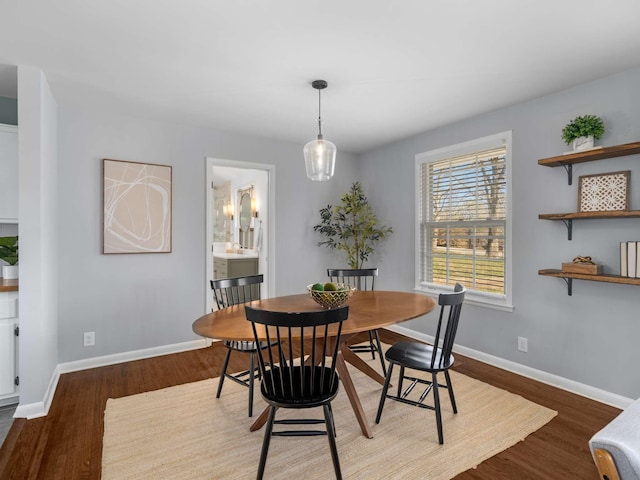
[56,108,360,363]
[359,67,640,400]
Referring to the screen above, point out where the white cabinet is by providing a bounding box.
[0,290,18,399]
[0,123,19,223]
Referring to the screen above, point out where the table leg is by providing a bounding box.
[250,407,270,432]
[335,347,374,438]
[341,345,386,386]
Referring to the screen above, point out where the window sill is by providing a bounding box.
[413,285,514,313]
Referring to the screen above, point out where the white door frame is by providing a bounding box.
[205,157,276,314]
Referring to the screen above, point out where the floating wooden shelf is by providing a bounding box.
[537,141,640,184]
[538,269,640,295]
[537,211,640,240]
[538,142,640,167]
[539,211,640,220]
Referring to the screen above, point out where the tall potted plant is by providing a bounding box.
[0,236,18,279]
[313,182,392,269]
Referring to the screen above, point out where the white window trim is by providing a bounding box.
[414,131,514,312]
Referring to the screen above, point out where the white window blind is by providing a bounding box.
[419,145,507,297]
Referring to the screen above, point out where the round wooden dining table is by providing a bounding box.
[193,290,436,438]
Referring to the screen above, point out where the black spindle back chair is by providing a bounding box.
[245,305,349,480]
[210,274,266,417]
[375,283,465,444]
[327,268,386,375]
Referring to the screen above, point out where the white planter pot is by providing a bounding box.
[572,135,594,151]
[2,265,18,280]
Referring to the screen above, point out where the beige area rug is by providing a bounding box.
[102,350,557,480]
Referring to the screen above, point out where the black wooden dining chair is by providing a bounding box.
[245,305,349,480]
[327,268,386,376]
[210,274,268,417]
[375,283,465,444]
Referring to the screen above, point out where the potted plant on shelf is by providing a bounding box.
[313,182,392,269]
[0,236,18,280]
[562,114,605,152]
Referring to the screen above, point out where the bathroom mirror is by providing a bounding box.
[239,191,252,233]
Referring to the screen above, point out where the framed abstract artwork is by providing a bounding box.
[577,170,630,213]
[103,159,172,254]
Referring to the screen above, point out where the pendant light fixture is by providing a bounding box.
[304,80,337,181]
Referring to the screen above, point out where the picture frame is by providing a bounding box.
[103,159,172,254]
[577,170,630,213]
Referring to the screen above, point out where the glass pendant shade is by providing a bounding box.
[304,79,336,181]
[304,134,336,181]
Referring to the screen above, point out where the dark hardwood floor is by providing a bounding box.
[0,330,620,479]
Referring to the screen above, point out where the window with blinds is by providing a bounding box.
[418,143,508,298]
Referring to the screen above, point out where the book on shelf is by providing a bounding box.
[621,241,640,278]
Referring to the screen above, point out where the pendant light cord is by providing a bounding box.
[317,88,323,137]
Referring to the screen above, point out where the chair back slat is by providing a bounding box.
[245,306,349,404]
[327,268,378,291]
[211,274,263,310]
[430,283,465,369]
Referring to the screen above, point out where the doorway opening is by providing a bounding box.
[205,158,275,313]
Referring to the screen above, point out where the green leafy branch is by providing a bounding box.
[313,182,392,269]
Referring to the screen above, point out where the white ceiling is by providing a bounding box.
[1,1,640,153]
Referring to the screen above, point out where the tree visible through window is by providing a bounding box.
[417,138,509,300]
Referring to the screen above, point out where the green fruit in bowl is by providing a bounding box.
[311,283,324,291]
[324,282,337,291]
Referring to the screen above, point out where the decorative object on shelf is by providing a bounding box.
[578,170,630,213]
[314,182,393,268]
[307,283,355,309]
[103,159,172,254]
[303,79,337,182]
[0,236,18,279]
[562,114,605,152]
[561,255,602,275]
[620,241,640,278]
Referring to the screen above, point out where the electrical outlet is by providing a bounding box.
[83,331,95,347]
[517,336,528,352]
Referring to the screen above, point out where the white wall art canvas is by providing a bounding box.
[103,159,172,254]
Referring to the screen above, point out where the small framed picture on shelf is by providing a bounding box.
[578,170,630,212]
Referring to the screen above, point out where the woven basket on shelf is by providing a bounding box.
[307,284,356,309]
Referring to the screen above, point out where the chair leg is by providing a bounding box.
[248,352,255,417]
[323,404,342,480]
[397,366,405,399]
[373,329,387,376]
[432,372,444,445]
[216,348,232,398]
[367,330,376,360]
[444,370,457,414]
[328,403,337,437]
[375,363,394,424]
[257,406,277,480]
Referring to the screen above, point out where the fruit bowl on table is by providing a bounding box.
[307,283,356,309]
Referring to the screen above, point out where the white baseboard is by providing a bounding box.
[13,338,208,419]
[388,325,633,410]
[57,339,207,374]
[14,364,60,419]
[13,401,46,420]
